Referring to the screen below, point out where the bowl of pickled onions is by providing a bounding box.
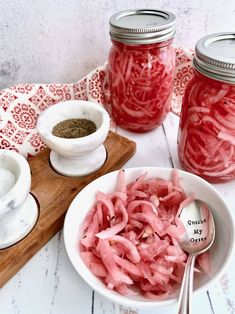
[63,167,234,308]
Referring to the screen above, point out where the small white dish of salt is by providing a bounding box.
[0,149,38,249]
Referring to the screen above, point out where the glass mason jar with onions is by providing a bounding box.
[108,9,176,133]
[178,32,235,182]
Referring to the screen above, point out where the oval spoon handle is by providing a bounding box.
[178,253,196,314]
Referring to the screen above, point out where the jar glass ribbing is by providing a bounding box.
[108,9,176,133]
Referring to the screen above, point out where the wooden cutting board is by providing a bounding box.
[0,131,136,288]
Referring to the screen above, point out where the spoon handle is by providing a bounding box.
[177,253,196,314]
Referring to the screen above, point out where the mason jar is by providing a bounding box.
[178,32,235,182]
[108,9,176,132]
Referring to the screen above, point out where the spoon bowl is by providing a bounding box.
[179,199,215,254]
[177,199,215,314]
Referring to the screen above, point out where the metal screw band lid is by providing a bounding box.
[109,9,176,45]
[194,32,235,83]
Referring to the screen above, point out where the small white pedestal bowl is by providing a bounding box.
[0,149,38,249]
[37,100,110,177]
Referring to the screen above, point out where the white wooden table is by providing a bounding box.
[1,112,235,314]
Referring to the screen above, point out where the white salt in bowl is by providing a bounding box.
[0,149,30,218]
[0,149,38,249]
[63,167,235,308]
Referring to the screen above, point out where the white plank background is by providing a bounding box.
[0,112,234,314]
[1,0,235,89]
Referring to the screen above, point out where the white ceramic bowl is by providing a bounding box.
[37,100,110,176]
[63,167,235,308]
[0,149,38,249]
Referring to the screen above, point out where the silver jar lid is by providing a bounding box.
[109,9,176,44]
[194,32,235,83]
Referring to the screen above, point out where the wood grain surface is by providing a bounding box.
[0,131,136,288]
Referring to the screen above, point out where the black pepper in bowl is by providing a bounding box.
[52,118,97,138]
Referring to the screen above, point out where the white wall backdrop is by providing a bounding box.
[0,0,235,89]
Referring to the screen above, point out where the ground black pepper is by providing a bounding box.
[52,118,97,138]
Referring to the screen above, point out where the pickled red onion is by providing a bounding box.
[80,170,210,299]
[108,40,175,132]
[178,72,235,182]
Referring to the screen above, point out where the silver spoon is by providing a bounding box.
[177,199,215,314]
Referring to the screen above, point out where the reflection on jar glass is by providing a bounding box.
[178,32,235,183]
[108,9,176,133]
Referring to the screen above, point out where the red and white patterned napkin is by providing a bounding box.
[0,47,194,158]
